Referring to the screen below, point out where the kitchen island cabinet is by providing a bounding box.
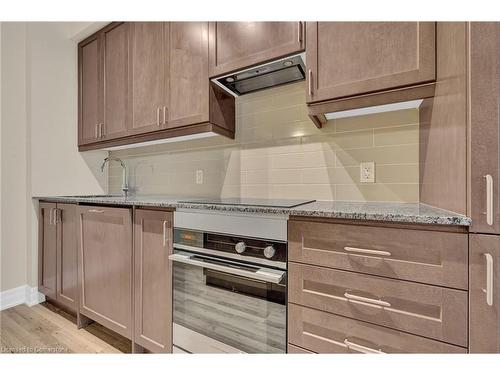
[133,209,173,353]
[77,205,133,339]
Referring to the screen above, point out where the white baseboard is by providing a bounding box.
[0,285,46,311]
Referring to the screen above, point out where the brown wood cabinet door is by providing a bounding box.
[167,22,209,128]
[469,233,500,353]
[306,22,436,103]
[208,22,305,77]
[469,23,500,234]
[288,263,468,346]
[133,209,173,353]
[78,35,102,145]
[77,206,133,339]
[129,22,168,135]
[38,202,57,299]
[101,22,129,141]
[55,204,77,312]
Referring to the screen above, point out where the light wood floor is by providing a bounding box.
[0,302,131,353]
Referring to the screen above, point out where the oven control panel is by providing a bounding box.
[174,229,287,263]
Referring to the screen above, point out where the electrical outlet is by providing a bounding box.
[360,162,375,183]
[196,170,204,184]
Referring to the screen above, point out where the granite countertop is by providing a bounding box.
[33,194,471,226]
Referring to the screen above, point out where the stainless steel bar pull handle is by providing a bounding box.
[484,253,494,306]
[49,208,53,225]
[344,339,385,354]
[308,69,313,96]
[95,124,99,139]
[169,252,285,284]
[156,107,161,126]
[344,292,391,308]
[344,246,391,257]
[485,174,494,226]
[163,106,167,125]
[297,21,302,43]
[88,209,105,213]
[163,220,168,246]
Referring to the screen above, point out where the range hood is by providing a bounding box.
[212,53,306,97]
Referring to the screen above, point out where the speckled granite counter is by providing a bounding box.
[33,195,471,226]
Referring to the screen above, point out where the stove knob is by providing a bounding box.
[263,245,276,259]
[235,241,246,254]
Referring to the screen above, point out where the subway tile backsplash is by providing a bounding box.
[109,82,419,202]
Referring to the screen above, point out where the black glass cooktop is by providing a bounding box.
[178,198,316,208]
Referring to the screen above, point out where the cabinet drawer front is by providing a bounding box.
[289,304,466,354]
[288,220,468,289]
[288,263,467,346]
[287,344,315,354]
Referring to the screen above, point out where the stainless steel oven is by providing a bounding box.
[170,210,288,354]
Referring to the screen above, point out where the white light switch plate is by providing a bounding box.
[196,170,204,184]
[360,162,375,183]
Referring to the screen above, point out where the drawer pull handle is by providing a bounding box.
[308,69,313,97]
[344,339,385,354]
[88,209,105,213]
[484,253,494,306]
[344,292,391,308]
[344,246,391,257]
[485,174,494,226]
[163,220,168,247]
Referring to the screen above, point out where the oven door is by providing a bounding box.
[170,250,287,354]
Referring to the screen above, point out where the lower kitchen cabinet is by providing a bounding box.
[38,202,78,312]
[38,202,58,299]
[77,205,133,339]
[469,233,500,353]
[133,209,173,353]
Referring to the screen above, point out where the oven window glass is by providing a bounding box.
[173,260,286,353]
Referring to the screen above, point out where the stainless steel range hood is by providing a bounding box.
[212,53,306,97]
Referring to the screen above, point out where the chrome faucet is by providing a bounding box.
[100,157,129,198]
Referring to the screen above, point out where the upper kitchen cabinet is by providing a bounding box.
[78,22,235,151]
[168,22,209,128]
[101,22,130,141]
[79,23,129,146]
[306,22,436,127]
[469,22,500,234]
[78,34,102,146]
[208,22,305,77]
[129,22,167,135]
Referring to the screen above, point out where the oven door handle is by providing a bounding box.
[169,252,286,284]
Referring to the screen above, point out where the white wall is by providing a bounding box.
[27,22,108,287]
[0,22,108,294]
[1,23,29,292]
